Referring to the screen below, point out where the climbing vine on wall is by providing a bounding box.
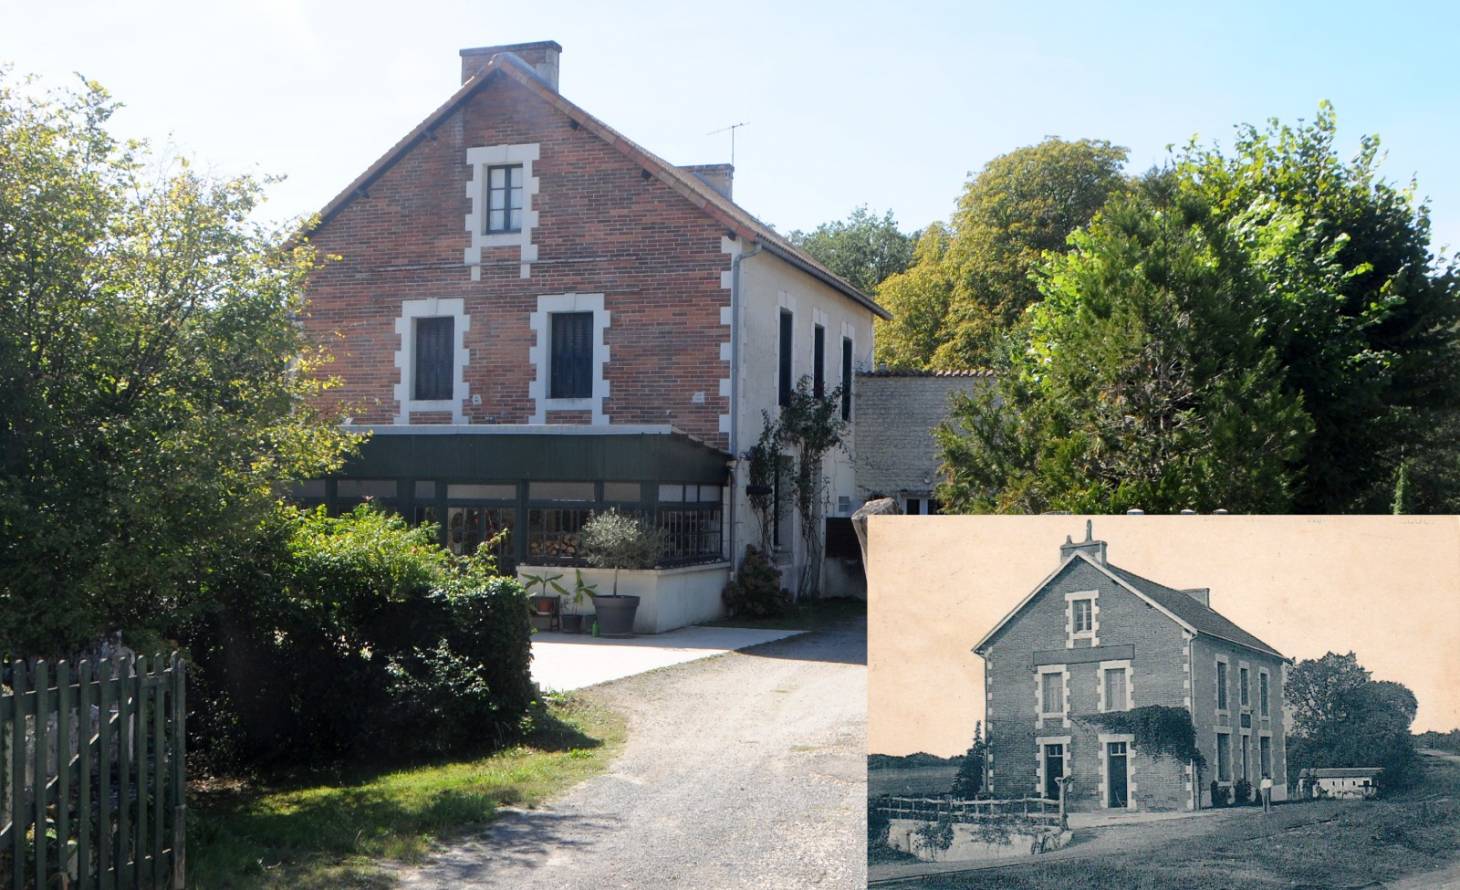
[1080,705,1206,769]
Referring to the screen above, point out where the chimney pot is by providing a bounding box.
[1060,523,1107,566]
[680,163,734,200]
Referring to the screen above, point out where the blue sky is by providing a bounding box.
[3,0,1457,256]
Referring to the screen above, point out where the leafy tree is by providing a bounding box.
[937,192,1311,513]
[1176,104,1460,512]
[950,721,986,798]
[0,75,354,655]
[789,205,916,295]
[1285,651,1419,789]
[777,377,847,600]
[872,224,956,368]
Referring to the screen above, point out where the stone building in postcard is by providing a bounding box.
[291,40,888,616]
[973,525,1290,811]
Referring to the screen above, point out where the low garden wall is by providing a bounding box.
[885,818,1072,862]
[519,562,732,634]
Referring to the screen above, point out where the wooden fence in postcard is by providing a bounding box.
[872,794,1065,827]
[1,654,186,889]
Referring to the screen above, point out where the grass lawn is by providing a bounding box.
[188,692,625,889]
[705,595,866,631]
[919,754,1460,889]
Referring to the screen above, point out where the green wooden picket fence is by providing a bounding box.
[1,654,186,889]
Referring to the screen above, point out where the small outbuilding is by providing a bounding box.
[1298,767,1382,799]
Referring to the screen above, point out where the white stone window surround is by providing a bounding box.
[529,292,610,424]
[1098,659,1135,713]
[840,320,857,422]
[1239,659,1252,711]
[1215,730,1234,786]
[1258,667,1271,718]
[1216,654,1231,715]
[1035,664,1070,729]
[1065,590,1100,648]
[1035,735,1072,799]
[393,298,470,424]
[464,142,540,280]
[1097,732,1138,809]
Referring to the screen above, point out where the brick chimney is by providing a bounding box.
[1059,520,1107,565]
[1183,587,1211,607]
[680,164,734,200]
[460,41,562,90]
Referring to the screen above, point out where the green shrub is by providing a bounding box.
[1210,781,1230,807]
[1233,779,1252,805]
[721,546,790,618]
[183,503,533,770]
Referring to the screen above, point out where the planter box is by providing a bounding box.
[518,562,732,634]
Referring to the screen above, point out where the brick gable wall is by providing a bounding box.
[301,74,732,446]
[983,558,1198,811]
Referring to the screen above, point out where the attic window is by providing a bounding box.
[1066,590,1098,648]
[486,164,523,233]
[1073,599,1093,633]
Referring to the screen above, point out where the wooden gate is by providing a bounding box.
[1,654,186,889]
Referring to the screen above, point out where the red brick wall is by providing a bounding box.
[302,74,732,447]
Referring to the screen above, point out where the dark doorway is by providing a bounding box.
[1043,743,1065,800]
[1107,741,1129,807]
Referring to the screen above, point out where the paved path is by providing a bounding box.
[398,617,866,889]
[531,625,803,691]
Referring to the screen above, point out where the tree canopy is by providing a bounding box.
[0,75,354,655]
[935,108,1460,513]
[876,137,1129,369]
[936,191,1311,513]
[788,205,915,295]
[1285,651,1419,789]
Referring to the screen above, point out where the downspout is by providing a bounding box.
[726,239,764,577]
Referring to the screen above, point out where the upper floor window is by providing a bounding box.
[813,324,826,398]
[1240,666,1251,708]
[1216,660,1230,710]
[1072,599,1093,634]
[486,164,524,233]
[778,309,793,406]
[413,316,455,401]
[841,336,853,421]
[1259,671,1270,717]
[549,312,593,399]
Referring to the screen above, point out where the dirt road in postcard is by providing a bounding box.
[395,617,867,889]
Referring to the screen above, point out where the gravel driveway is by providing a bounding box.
[395,615,867,889]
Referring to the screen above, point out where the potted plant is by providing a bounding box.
[561,568,597,633]
[522,571,567,631]
[579,509,666,637]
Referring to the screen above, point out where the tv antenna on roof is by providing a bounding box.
[707,121,749,166]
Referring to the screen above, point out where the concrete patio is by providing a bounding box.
[530,625,804,691]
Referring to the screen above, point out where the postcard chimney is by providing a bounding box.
[1059,520,1107,565]
[1183,587,1211,607]
[459,41,562,91]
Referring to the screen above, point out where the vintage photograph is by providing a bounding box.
[867,515,1460,888]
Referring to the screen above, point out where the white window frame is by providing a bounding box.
[1215,654,1231,715]
[529,293,611,423]
[1098,732,1137,810]
[1036,664,1070,729]
[393,298,470,424]
[465,142,540,280]
[1065,590,1099,648]
[1215,730,1233,786]
[1098,659,1134,713]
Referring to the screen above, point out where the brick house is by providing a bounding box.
[292,41,887,615]
[973,524,1289,811]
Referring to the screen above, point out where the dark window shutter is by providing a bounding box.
[841,337,853,420]
[551,312,593,399]
[778,310,793,406]
[813,325,825,398]
[414,316,454,401]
